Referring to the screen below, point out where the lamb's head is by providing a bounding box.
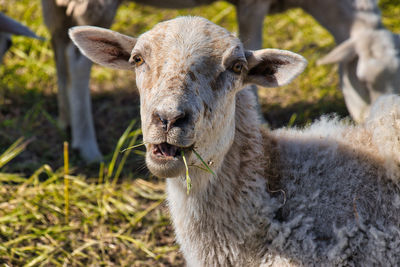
[69,16,307,178]
[319,28,400,122]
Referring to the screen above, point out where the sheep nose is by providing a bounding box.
[153,109,190,132]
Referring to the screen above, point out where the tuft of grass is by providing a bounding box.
[107,119,137,181]
[0,137,31,169]
[112,128,142,186]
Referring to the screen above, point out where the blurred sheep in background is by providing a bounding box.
[270,0,400,123]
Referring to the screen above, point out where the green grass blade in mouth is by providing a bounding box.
[181,150,192,195]
[192,149,216,176]
[120,142,145,153]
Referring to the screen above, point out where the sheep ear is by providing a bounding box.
[317,38,356,65]
[244,49,307,88]
[69,26,137,70]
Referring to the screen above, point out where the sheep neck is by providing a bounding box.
[166,89,282,266]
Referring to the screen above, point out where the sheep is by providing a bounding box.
[317,27,400,123]
[70,16,400,266]
[41,0,272,162]
[0,12,42,63]
[43,0,398,162]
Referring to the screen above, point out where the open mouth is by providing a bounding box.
[147,142,194,178]
[150,143,193,160]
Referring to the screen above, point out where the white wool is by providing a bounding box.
[366,94,400,181]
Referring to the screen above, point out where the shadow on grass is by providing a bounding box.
[0,87,144,177]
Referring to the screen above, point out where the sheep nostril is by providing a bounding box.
[153,110,190,132]
[171,112,189,129]
[160,117,168,131]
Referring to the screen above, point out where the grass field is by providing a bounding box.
[0,0,399,265]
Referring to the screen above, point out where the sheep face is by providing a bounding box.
[134,17,250,178]
[69,16,307,179]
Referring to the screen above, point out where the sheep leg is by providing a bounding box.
[42,0,72,129]
[237,0,271,50]
[236,0,271,120]
[52,36,70,129]
[66,42,102,162]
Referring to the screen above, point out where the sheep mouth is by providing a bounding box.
[150,143,193,161]
[147,142,194,178]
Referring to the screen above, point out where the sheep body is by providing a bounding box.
[69,16,400,266]
[167,89,400,266]
[269,100,400,265]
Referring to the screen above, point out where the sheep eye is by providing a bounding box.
[231,62,243,74]
[132,55,144,66]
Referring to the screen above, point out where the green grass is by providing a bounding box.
[1,0,399,265]
[0,169,180,266]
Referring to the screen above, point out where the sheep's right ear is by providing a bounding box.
[69,26,137,70]
[317,38,356,65]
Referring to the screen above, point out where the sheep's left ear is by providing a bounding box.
[244,49,307,87]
